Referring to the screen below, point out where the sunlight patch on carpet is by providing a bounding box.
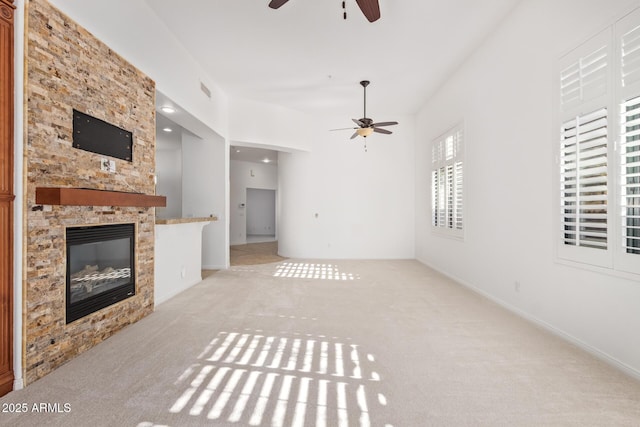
[273,262,361,281]
[169,330,390,426]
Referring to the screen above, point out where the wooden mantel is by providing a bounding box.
[36,187,166,208]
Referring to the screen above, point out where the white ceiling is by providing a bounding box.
[158,112,278,163]
[230,146,279,165]
[155,113,183,151]
[144,0,521,118]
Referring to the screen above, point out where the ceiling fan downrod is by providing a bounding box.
[361,80,369,120]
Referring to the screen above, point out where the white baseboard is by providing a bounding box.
[418,258,640,382]
[13,377,24,391]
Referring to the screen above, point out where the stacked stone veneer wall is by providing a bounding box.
[24,0,156,384]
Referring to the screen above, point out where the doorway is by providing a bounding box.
[231,187,283,266]
[229,146,280,266]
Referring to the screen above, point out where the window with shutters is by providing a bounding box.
[621,97,640,257]
[431,124,464,239]
[555,7,640,276]
[559,107,609,251]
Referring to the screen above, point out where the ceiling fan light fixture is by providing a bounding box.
[357,127,374,137]
[329,80,398,144]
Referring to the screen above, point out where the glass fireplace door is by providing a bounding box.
[66,223,135,323]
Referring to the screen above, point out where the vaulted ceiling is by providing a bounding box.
[50,0,521,119]
[145,0,520,117]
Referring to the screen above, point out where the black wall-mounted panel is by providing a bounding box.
[72,109,133,162]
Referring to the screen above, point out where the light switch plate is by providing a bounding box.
[101,158,116,173]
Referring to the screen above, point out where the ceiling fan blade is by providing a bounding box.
[355,0,381,22]
[330,127,357,131]
[350,131,359,140]
[372,121,398,127]
[352,118,365,127]
[269,0,289,9]
[373,127,392,135]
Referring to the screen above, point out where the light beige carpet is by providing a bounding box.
[1,259,639,426]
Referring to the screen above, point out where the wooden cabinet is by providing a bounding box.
[0,0,15,397]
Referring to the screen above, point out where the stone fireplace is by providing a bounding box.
[24,0,158,384]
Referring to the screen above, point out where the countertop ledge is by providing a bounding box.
[155,217,217,225]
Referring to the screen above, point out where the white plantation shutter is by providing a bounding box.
[455,160,463,230]
[432,168,445,226]
[560,108,609,250]
[620,97,640,256]
[617,8,640,274]
[560,45,608,110]
[431,124,464,238]
[620,20,640,88]
[556,8,640,275]
[557,29,613,267]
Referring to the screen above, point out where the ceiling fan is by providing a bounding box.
[332,80,398,140]
[269,0,382,23]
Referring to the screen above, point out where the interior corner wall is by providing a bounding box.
[230,160,278,245]
[414,0,640,377]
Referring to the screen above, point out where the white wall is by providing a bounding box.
[230,160,278,245]
[247,189,276,236]
[415,0,640,377]
[229,97,310,152]
[182,131,228,269]
[154,221,210,307]
[155,131,182,219]
[278,115,416,259]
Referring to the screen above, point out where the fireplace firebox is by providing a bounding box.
[66,223,135,323]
